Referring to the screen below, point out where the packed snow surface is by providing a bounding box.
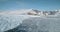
[0,15,60,32]
[0,15,30,32]
[0,9,60,32]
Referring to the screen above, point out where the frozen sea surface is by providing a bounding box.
[0,15,60,32]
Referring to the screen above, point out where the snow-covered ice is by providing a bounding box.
[0,14,59,32]
[0,15,31,32]
[0,9,60,32]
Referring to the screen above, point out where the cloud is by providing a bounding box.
[0,9,32,15]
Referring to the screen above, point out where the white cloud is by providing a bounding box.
[0,9,32,15]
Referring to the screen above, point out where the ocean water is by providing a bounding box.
[0,15,60,32]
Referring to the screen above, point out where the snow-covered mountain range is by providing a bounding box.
[0,9,60,16]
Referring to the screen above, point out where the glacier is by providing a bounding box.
[0,15,31,32]
[0,15,60,32]
[0,9,60,32]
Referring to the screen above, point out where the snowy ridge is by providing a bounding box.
[0,9,60,16]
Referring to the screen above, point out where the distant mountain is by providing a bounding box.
[0,9,60,16]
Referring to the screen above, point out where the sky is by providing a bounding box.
[0,0,60,11]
